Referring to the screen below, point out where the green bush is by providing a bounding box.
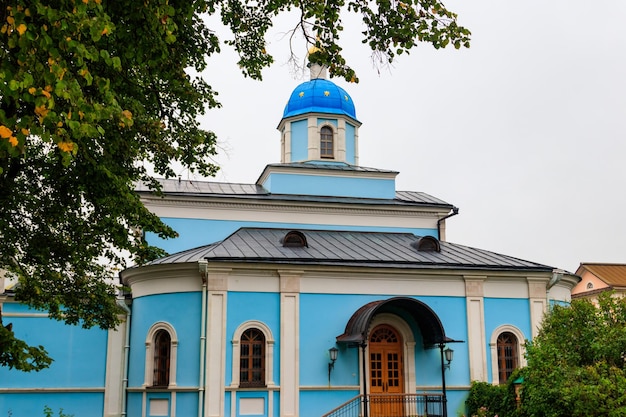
[465,372,521,417]
[465,381,505,417]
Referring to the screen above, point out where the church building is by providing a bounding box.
[0,63,578,417]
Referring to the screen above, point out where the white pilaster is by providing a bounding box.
[336,119,346,162]
[527,278,548,338]
[278,270,302,417]
[307,116,318,160]
[282,125,291,163]
[103,317,127,417]
[464,276,487,382]
[205,268,230,417]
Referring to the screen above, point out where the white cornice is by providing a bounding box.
[141,195,450,219]
[123,263,203,298]
[122,260,557,300]
[277,112,362,130]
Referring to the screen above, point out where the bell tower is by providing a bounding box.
[277,63,361,165]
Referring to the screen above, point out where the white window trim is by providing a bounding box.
[144,321,178,388]
[319,123,335,159]
[231,320,275,388]
[489,324,526,385]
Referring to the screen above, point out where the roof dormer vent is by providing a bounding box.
[281,230,308,248]
[412,236,441,252]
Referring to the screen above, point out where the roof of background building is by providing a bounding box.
[576,263,626,286]
[136,178,453,208]
[142,227,553,272]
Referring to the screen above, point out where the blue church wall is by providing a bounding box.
[263,172,396,199]
[449,389,471,417]
[299,293,363,387]
[128,292,202,388]
[298,294,469,388]
[225,391,232,417]
[0,392,104,417]
[127,392,143,417]
[415,297,470,385]
[225,292,280,386]
[290,119,308,161]
[177,391,199,416]
[345,123,356,164]
[148,218,437,255]
[300,390,359,417]
[483,297,532,383]
[0,303,107,389]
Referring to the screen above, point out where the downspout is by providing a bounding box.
[439,343,448,417]
[437,207,459,241]
[547,269,565,307]
[360,342,369,417]
[198,260,209,417]
[116,298,131,417]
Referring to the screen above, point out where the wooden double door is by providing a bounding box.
[369,324,405,416]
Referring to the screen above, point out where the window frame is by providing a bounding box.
[153,329,171,387]
[489,325,525,385]
[496,332,519,384]
[320,125,334,159]
[144,322,178,388]
[239,328,266,388]
[231,321,275,388]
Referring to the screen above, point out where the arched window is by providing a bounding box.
[496,332,519,384]
[144,322,178,388]
[320,126,334,159]
[153,330,171,387]
[586,282,594,290]
[240,328,266,387]
[231,321,275,389]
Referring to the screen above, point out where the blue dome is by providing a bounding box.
[282,79,357,120]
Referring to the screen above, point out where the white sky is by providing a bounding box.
[190,0,626,273]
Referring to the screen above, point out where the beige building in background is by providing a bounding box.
[571,263,626,301]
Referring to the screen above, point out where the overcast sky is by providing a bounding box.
[190,0,626,273]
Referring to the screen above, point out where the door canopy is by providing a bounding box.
[336,297,460,347]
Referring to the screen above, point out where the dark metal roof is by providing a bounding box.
[145,227,554,271]
[336,297,463,347]
[136,178,452,208]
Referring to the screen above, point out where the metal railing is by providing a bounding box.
[322,393,444,417]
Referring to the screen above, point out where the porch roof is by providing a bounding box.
[336,297,463,348]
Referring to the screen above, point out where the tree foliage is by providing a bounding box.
[0,0,470,371]
[520,293,626,417]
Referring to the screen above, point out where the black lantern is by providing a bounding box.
[444,347,454,369]
[328,347,339,383]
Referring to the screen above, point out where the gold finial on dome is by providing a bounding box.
[307,43,327,80]
[308,44,321,55]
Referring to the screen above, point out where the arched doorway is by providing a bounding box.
[369,324,404,416]
[337,297,464,417]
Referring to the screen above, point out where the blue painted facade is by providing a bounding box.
[0,68,578,417]
[290,120,308,161]
[0,303,107,417]
[260,172,396,199]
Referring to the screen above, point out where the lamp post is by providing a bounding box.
[439,344,454,417]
